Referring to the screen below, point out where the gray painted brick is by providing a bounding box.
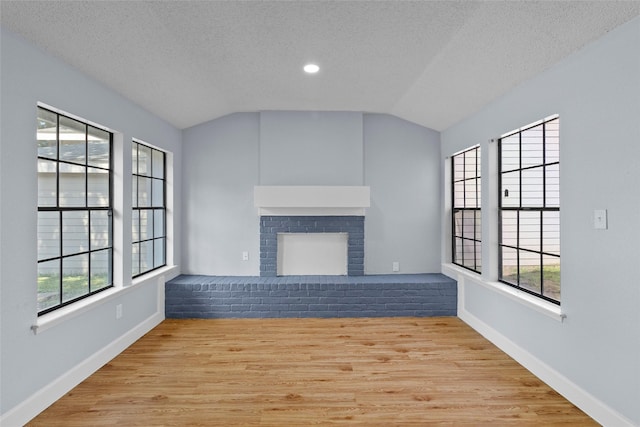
[165,274,457,319]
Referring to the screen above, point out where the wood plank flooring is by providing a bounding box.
[28,317,598,426]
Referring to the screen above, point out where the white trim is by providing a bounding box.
[456,275,636,427]
[258,207,366,216]
[442,263,564,322]
[33,265,177,334]
[254,185,370,216]
[2,283,165,426]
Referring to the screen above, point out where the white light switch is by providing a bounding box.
[242,251,249,261]
[594,209,607,230]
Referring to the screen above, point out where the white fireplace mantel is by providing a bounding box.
[254,185,370,216]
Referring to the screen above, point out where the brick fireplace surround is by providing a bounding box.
[259,215,364,277]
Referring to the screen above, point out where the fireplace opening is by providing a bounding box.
[277,232,348,276]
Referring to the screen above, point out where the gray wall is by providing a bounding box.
[364,114,441,273]
[182,113,260,276]
[440,17,640,424]
[260,111,364,185]
[0,29,182,416]
[182,111,441,275]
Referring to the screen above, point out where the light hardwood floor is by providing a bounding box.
[28,317,598,426]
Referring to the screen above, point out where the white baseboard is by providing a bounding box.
[1,311,164,427]
[459,307,636,427]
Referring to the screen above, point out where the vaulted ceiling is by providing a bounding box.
[2,1,639,131]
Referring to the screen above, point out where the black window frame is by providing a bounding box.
[452,145,482,274]
[132,141,167,278]
[37,106,114,315]
[498,115,560,304]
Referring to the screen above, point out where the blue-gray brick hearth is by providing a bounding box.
[165,274,457,319]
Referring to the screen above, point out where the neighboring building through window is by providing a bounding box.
[499,115,560,303]
[132,141,166,277]
[37,106,113,315]
[452,145,481,273]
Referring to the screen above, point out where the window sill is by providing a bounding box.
[442,263,566,323]
[32,265,178,335]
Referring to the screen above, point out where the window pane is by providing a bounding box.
[464,179,478,208]
[475,241,482,272]
[88,167,109,207]
[38,211,60,260]
[37,108,57,159]
[138,176,151,207]
[140,209,153,241]
[62,210,88,255]
[87,126,110,169]
[453,211,463,237]
[38,159,57,206]
[132,176,138,208]
[453,155,464,180]
[90,210,110,250]
[501,211,518,247]
[154,238,165,268]
[152,149,164,179]
[501,171,519,207]
[462,239,475,270]
[154,210,165,238]
[38,260,60,312]
[521,167,543,207]
[152,178,164,207]
[475,210,482,241]
[542,255,561,301]
[59,116,86,164]
[464,149,477,178]
[500,134,519,172]
[545,118,560,164]
[454,237,463,264]
[91,249,112,291]
[519,211,540,252]
[132,242,140,276]
[521,124,543,168]
[132,142,138,175]
[501,246,518,285]
[62,254,89,302]
[461,211,474,239]
[138,144,151,176]
[453,181,464,208]
[543,211,560,256]
[59,163,86,207]
[519,250,541,294]
[140,240,154,273]
[132,209,140,242]
[545,164,560,207]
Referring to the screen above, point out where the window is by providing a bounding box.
[452,146,481,273]
[499,116,560,303]
[37,107,113,315]
[132,141,166,277]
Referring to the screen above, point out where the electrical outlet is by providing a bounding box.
[242,251,249,261]
[594,209,607,230]
[392,261,400,272]
[116,304,123,319]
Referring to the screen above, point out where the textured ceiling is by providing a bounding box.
[2,1,639,131]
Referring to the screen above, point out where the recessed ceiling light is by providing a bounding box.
[303,63,320,74]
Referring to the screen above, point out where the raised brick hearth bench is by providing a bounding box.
[165,274,457,319]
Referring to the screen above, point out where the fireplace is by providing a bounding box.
[255,186,369,277]
[260,216,364,276]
